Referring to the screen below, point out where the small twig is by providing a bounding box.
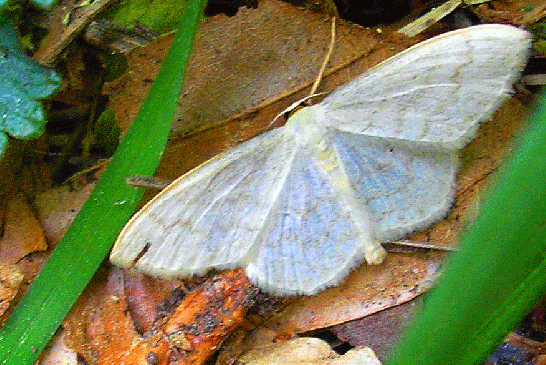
[385,240,458,252]
[522,1,546,26]
[522,74,546,87]
[398,0,462,37]
[125,175,173,190]
[33,0,119,66]
[267,92,328,129]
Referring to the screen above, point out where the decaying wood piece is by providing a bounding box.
[133,269,254,365]
[33,0,118,65]
[67,269,254,364]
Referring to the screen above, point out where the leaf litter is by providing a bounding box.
[26,0,536,363]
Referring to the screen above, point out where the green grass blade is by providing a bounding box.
[0,0,206,363]
[386,91,546,365]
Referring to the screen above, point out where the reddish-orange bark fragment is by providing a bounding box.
[86,269,254,365]
[149,269,254,364]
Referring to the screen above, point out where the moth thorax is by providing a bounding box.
[285,105,328,147]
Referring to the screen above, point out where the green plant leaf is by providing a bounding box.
[28,0,58,8]
[386,90,546,365]
[94,109,120,155]
[0,13,61,157]
[0,0,206,363]
[0,0,58,10]
[102,0,190,34]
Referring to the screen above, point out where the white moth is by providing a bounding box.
[111,25,531,295]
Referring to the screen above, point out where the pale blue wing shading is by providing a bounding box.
[328,130,458,242]
[111,25,532,296]
[111,128,298,277]
[314,25,530,150]
[246,149,375,295]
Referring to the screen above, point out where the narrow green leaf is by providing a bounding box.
[386,91,546,365]
[0,0,206,363]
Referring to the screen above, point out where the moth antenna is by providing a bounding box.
[268,93,327,130]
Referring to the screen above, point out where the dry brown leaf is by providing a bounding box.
[34,174,99,245]
[146,28,413,187]
[264,253,439,335]
[237,337,335,364]
[235,337,381,365]
[330,300,421,359]
[121,269,186,334]
[39,331,78,365]
[105,0,400,140]
[0,263,23,321]
[0,167,104,323]
[471,0,539,25]
[0,193,47,263]
[63,267,183,363]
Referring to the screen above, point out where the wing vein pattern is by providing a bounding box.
[111,25,531,295]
